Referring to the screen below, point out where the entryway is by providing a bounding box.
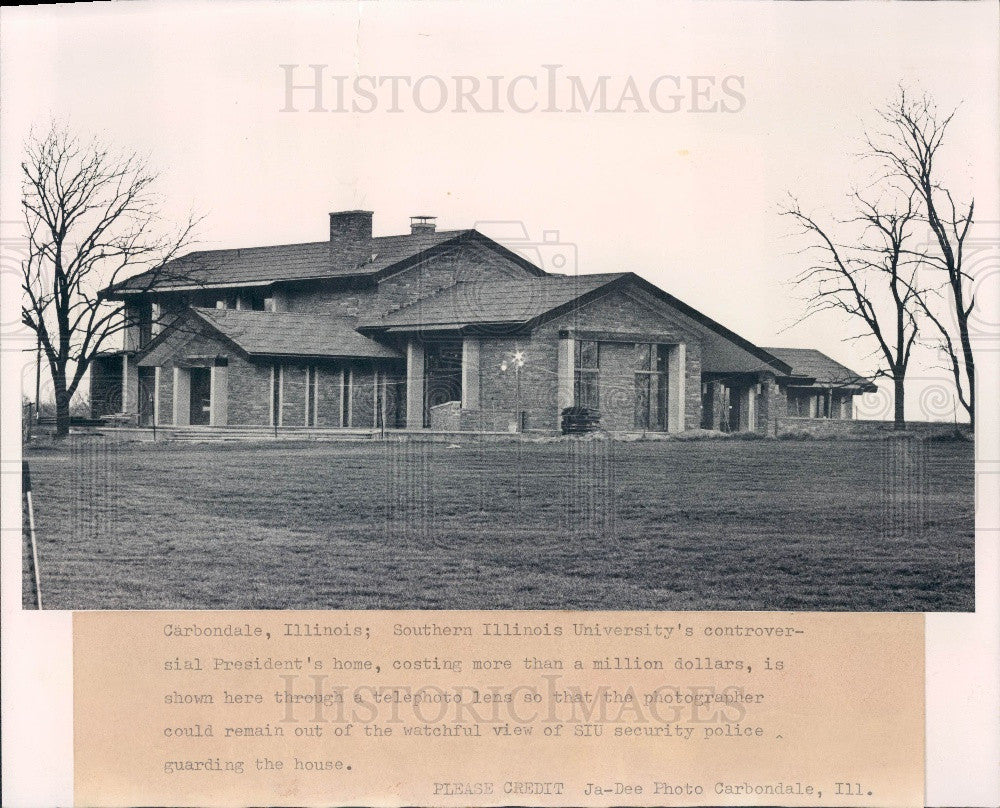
[138,367,156,427]
[189,367,211,425]
[423,340,463,427]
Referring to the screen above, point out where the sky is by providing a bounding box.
[2,0,998,420]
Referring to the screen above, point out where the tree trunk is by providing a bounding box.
[959,323,975,428]
[53,371,70,438]
[893,376,905,430]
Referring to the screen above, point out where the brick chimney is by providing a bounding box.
[329,210,373,268]
[410,215,437,235]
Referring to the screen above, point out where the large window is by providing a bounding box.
[789,389,830,418]
[305,366,319,427]
[341,368,352,427]
[270,364,282,426]
[574,340,600,409]
[634,343,669,430]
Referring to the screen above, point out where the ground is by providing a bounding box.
[22,436,974,611]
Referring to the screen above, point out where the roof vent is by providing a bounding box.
[410,215,436,235]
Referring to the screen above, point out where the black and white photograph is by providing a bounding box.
[6,2,991,615]
[3,3,999,806]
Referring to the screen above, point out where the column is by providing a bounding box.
[210,365,228,427]
[461,338,480,410]
[172,367,190,426]
[122,354,139,418]
[153,367,161,426]
[667,343,686,433]
[557,333,574,418]
[405,339,425,429]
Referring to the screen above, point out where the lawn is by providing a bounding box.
[22,435,974,611]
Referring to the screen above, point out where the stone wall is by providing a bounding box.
[429,400,461,431]
[776,417,968,439]
[458,408,522,433]
[540,287,703,432]
[756,373,787,436]
[284,241,532,319]
[227,358,273,426]
[466,287,705,433]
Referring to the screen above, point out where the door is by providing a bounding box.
[701,384,715,430]
[726,385,742,432]
[137,367,155,427]
[189,367,211,425]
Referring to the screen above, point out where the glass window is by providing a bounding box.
[576,340,599,370]
[635,343,651,372]
[306,367,319,427]
[634,343,669,430]
[271,364,281,426]
[341,368,352,427]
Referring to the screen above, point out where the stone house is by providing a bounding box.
[92,210,875,435]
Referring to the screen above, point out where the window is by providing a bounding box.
[270,364,282,426]
[789,389,830,419]
[574,340,600,409]
[305,366,319,427]
[131,302,153,348]
[341,368,352,427]
[634,344,669,430]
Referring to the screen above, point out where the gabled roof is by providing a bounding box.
[361,273,628,329]
[106,229,546,297]
[762,347,876,391]
[176,308,401,360]
[363,271,793,375]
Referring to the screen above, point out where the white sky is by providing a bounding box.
[2,0,998,420]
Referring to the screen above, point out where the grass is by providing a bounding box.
[22,436,974,611]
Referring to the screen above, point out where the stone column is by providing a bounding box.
[122,354,139,418]
[461,338,480,410]
[667,343,686,433]
[172,367,190,426]
[210,365,228,426]
[405,339,425,429]
[709,380,725,430]
[557,333,574,421]
[153,367,161,426]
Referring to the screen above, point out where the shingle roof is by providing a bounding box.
[762,347,875,389]
[112,230,472,293]
[363,273,627,328]
[192,308,401,359]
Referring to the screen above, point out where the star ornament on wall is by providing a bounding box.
[501,351,526,372]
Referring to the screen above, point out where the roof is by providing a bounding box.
[362,274,628,328]
[187,308,401,360]
[363,272,792,375]
[762,347,876,390]
[107,229,546,296]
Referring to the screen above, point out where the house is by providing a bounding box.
[92,210,876,435]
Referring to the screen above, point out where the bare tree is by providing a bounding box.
[867,89,976,424]
[782,191,922,429]
[21,123,199,437]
